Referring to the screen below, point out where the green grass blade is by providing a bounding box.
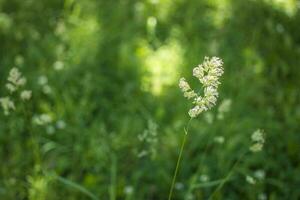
[192,178,234,189]
[55,175,99,200]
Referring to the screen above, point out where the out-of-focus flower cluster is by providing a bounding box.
[250,129,265,152]
[137,120,158,158]
[217,99,231,119]
[179,57,224,118]
[0,67,32,115]
[33,114,53,125]
[245,169,266,186]
[0,97,15,115]
[6,67,27,93]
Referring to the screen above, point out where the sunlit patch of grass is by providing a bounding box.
[28,174,52,200]
[68,16,101,65]
[261,0,298,17]
[65,1,101,66]
[137,39,183,95]
[147,0,179,21]
[208,0,232,28]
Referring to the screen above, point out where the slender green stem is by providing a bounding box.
[168,118,192,200]
[55,175,99,200]
[22,103,42,170]
[186,131,215,197]
[168,132,187,200]
[208,153,245,200]
[110,154,117,200]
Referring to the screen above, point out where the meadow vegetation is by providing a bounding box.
[0,0,300,199]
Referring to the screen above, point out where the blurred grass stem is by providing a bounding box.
[208,152,245,200]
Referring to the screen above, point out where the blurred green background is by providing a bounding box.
[1,0,300,199]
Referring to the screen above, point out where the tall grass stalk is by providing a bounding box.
[172,56,224,199]
[168,118,192,200]
[110,154,117,200]
[186,134,214,197]
[22,102,42,170]
[208,152,245,200]
[55,175,99,200]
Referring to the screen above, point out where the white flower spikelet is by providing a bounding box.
[33,114,52,125]
[250,129,265,152]
[137,120,158,158]
[214,136,225,144]
[56,120,66,129]
[246,175,256,185]
[251,129,265,143]
[179,56,224,118]
[5,67,26,93]
[7,67,27,88]
[6,83,17,93]
[217,99,232,119]
[0,67,32,115]
[188,105,203,118]
[0,97,15,115]
[20,90,32,101]
[179,78,197,99]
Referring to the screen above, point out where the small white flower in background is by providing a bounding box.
[204,112,214,124]
[137,120,158,158]
[0,97,15,115]
[186,194,195,200]
[254,169,265,180]
[214,136,225,144]
[124,185,134,195]
[5,68,30,98]
[46,125,55,135]
[246,175,256,185]
[53,61,64,71]
[179,56,224,118]
[251,129,265,143]
[55,21,66,36]
[250,129,265,152]
[250,143,263,152]
[6,83,17,93]
[175,182,184,190]
[33,114,52,125]
[6,67,26,94]
[38,76,48,85]
[20,90,32,101]
[43,85,52,94]
[147,16,157,27]
[56,120,66,129]
[217,99,232,119]
[7,67,26,87]
[258,193,267,200]
[199,174,210,182]
[137,150,148,158]
[138,131,147,141]
[39,114,52,124]
[0,67,32,115]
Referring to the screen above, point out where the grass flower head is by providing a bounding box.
[0,67,32,115]
[179,56,224,118]
[7,67,26,87]
[0,97,15,115]
[250,129,265,152]
[20,90,32,101]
